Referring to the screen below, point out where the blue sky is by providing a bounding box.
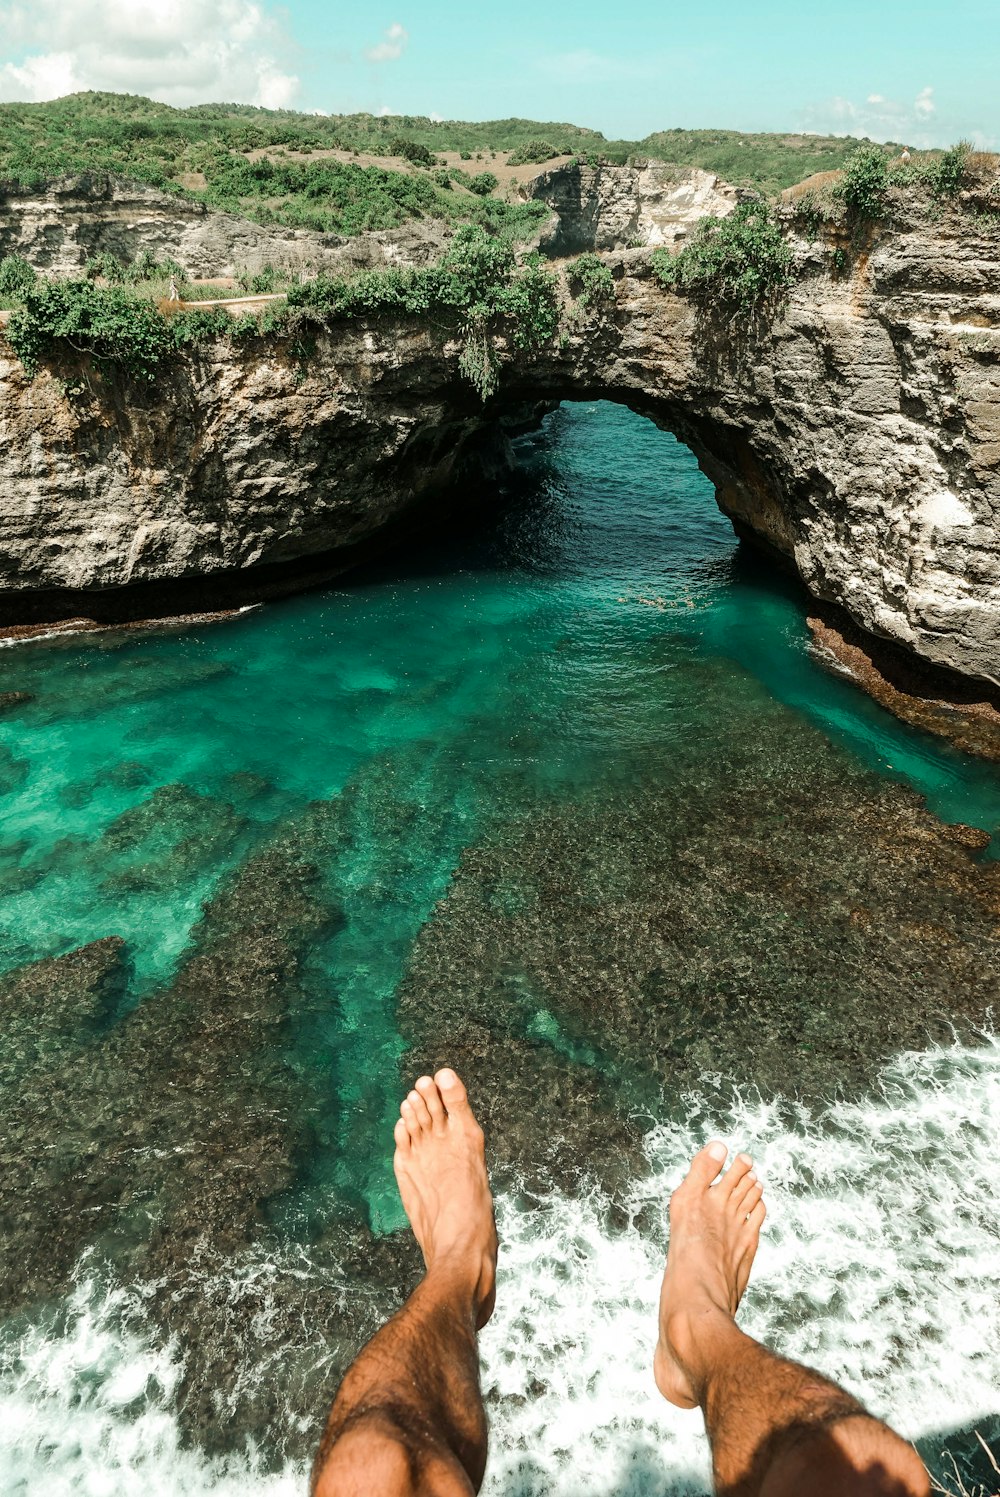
[0,0,995,147]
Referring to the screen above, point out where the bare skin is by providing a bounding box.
[311,1069,497,1497]
[313,1075,929,1497]
[655,1140,931,1497]
[392,1069,498,1333]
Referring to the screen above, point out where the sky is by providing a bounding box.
[0,0,996,148]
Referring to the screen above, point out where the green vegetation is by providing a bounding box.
[236,264,299,295]
[640,127,904,196]
[0,254,37,307]
[0,94,549,243]
[195,153,448,233]
[7,279,175,380]
[508,140,563,167]
[835,144,891,223]
[0,92,921,233]
[83,247,186,284]
[7,226,560,401]
[932,139,972,197]
[789,192,825,241]
[287,225,560,398]
[387,136,436,166]
[651,198,793,322]
[566,253,615,307]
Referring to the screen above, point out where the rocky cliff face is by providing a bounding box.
[0,180,997,695]
[0,173,451,278]
[524,160,738,256]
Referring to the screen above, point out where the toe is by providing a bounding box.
[743,1198,767,1238]
[415,1074,447,1130]
[435,1067,470,1116]
[393,1118,410,1154]
[400,1098,421,1142]
[408,1088,433,1130]
[723,1153,753,1195]
[731,1170,758,1211]
[737,1180,764,1217]
[681,1139,728,1191]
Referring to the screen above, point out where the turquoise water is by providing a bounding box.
[2,405,997,981]
[0,402,998,1491]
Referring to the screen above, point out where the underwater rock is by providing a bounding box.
[0,690,33,712]
[0,796,408,1461]
[398,674,1000,1138]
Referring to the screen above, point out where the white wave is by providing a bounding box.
[2,1040,999,1495]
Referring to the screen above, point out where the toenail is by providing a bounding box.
[737,1153,752,1166]
[747,1171,756,1183]
[708,1141,727,1162]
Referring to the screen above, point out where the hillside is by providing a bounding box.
[0,92,914,237]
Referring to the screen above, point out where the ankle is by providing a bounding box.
[662,1301,744,1403]
[422,1249,492,1324]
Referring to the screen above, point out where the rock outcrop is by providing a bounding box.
[0,172,452,277]
[524,160,738,256]
[0,179,997,694]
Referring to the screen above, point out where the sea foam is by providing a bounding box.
[2,1038,998,1495]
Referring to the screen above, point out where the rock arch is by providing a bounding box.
[0,204,997,703]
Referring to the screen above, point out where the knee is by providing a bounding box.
[313,1421,417,1497]
[312,1417,475,1497]
[760,1415,930,1497]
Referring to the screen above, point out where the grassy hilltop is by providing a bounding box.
[0,91,907,238]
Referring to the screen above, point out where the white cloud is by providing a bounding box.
[914,85,935,118]
[0,0,299,108]
[799,85,942,147]
[365,23,408,65]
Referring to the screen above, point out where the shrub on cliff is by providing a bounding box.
[835,145,890,222]
[651,198,792,323]
[566,253,615,308]
[286,225,560,399]
[0,254,37,304]
[932,140,972,197]
[8,279,174,381]
[466,172,498,197]
[84,249,189,288]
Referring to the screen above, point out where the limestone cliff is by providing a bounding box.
[0,172,451,278]
[0,178,997,697]
[523,160,739,256]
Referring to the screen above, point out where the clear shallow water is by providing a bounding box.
[0,402,998,1492]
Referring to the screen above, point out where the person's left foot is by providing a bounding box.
[394,1069,498,1329]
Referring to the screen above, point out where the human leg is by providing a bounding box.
[312,1069,498,1497]
[655,1141,929,1497]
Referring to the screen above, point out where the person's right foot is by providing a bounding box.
[393,1068,499,1330]
[654,1140,766,1408]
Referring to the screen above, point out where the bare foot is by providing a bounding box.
[393,1068,498,1330]
[654,1140,766,1409]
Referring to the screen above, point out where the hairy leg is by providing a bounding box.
[655,1142,930,1497]
[312,1069,498,1497]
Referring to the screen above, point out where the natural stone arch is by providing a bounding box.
[0,200,997,703]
